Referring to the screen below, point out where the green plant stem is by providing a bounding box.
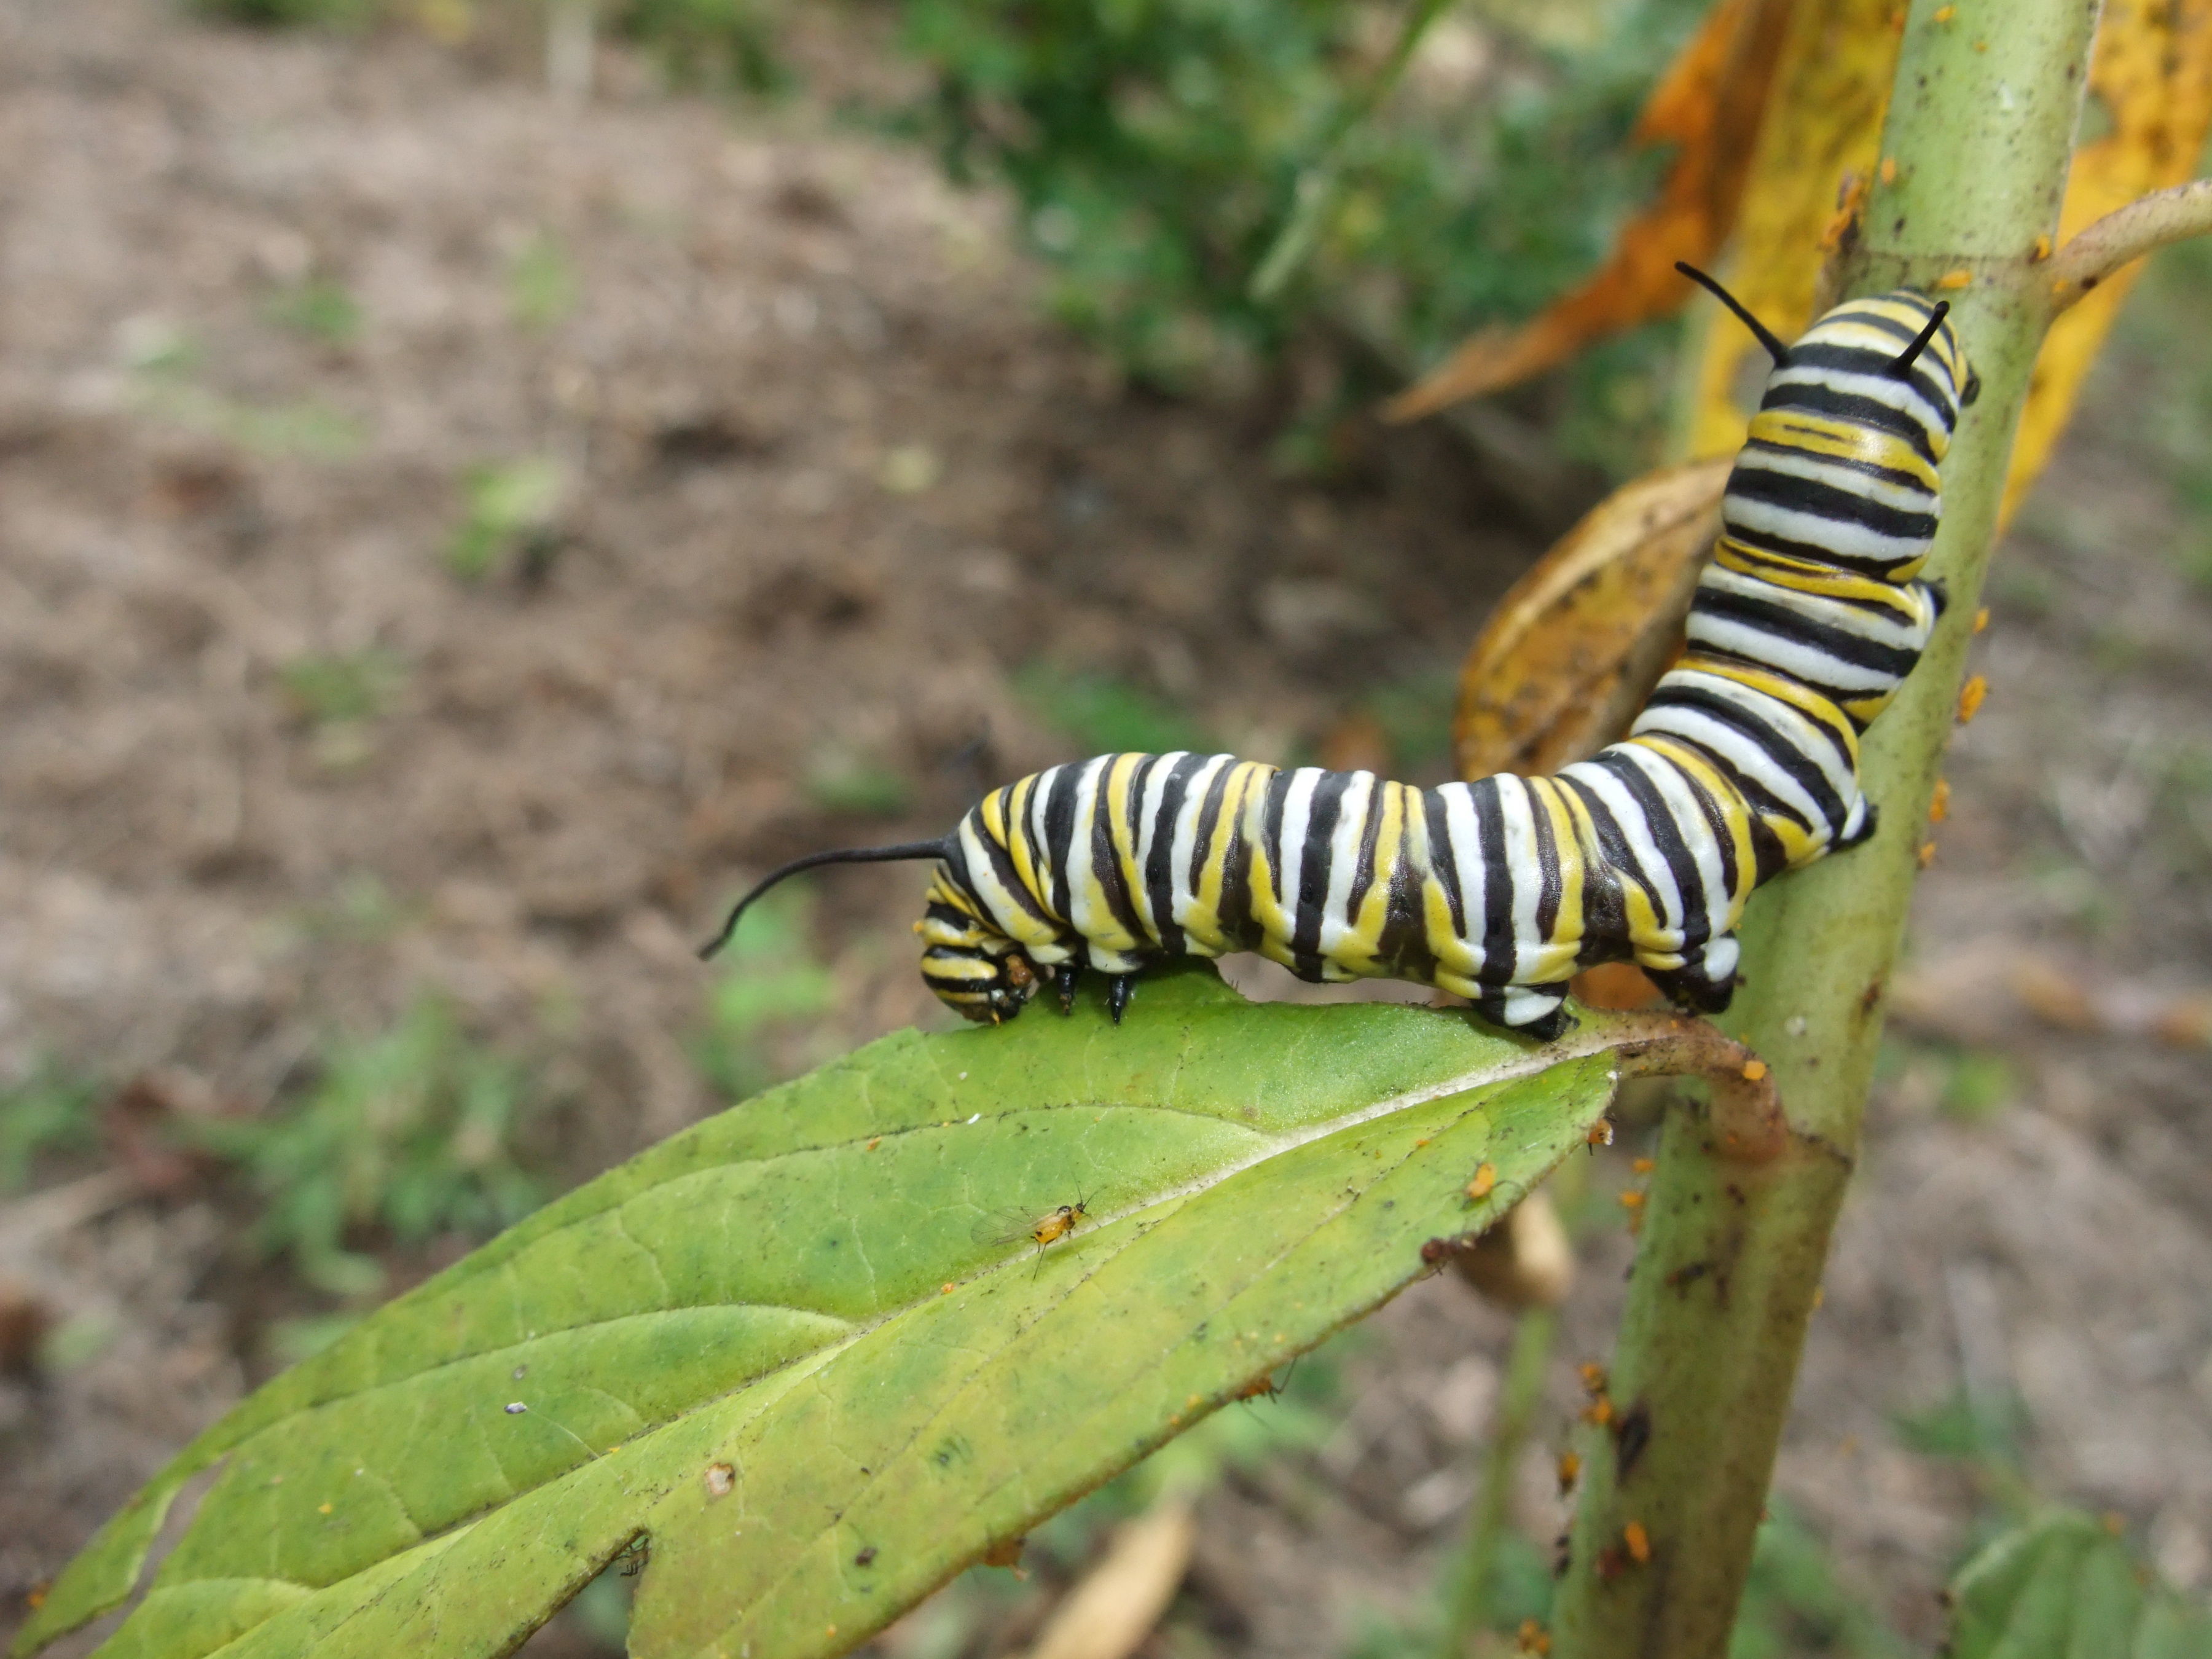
[1249,0,1457,302]
[1435,1305,1558,1659]
[1548,2,2096,1652]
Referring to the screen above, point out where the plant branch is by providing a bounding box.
[1249,0,1458,303]
[1547,1,2099,1652]
[1543,1010,1784,1164]
[2047,179,2212,313]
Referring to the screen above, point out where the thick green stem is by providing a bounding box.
[1548,2,2096,1653]
[1433,1306,1559,1659]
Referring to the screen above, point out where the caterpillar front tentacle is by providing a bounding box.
[707,280,1971,1038]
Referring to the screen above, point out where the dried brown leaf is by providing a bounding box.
[2004,0,2212,524]
[1384,0,1794,421]
[1682,0,1904,457]
[1454,457,1731,780]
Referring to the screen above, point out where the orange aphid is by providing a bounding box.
[1973,607,1990,634]
[1929,778,1951,823]
[1740,1059,1768,1082]
[976,1199,1091,1272]
[1934,269,1972,291]
[1031,1207,1083,1247]
[1957,675,1988,723]
[1820,173,1870,251]
[1917,841,1938,869]
[1556,1450,1582,1494]
[1582,1396,1616,1429]
[1466,1163,1499,1201]
[1579,1362,1609,1394]
[1632,1157,1655,1175]
[1624,1521,1652,1564]
[1516,1618,1551,1655]
[1618,1190,1646,1211]
[1880,156,1899,184]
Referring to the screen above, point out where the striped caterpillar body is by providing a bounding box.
[705,272,1976,1038]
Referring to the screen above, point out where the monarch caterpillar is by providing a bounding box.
[705,268,1976,1039]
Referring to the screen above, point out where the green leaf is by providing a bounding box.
[1945,1510,2212,1658]
[20,965,1615,1659]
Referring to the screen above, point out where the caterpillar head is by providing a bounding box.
[912,886,1035,1022]
[1674,261,1978,440]
[1797,289,1977,438]
[920,941,1038,1024]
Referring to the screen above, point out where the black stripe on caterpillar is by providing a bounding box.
[704,269,1975,1039]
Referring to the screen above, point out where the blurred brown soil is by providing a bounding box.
[4,1,2212,1655]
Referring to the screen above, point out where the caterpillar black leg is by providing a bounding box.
[1106,975,1135,1025]
[1054,965,1080,1016]
[1645,963,1738,1016]
[1834,799,1881,852]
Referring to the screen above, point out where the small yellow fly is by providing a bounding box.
[973,1198,1091,1270]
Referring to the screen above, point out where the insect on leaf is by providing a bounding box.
[2001,0,2212,526]
[1382,0,1795,422]
[19,965,1617,1659]
[1454,456,1732,781]
[1945,1510,2212,1658]
[1681,0,1904,459]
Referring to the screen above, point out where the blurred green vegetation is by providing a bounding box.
[2112,236,2212,595]
[124,314,366,454]
[803,743,917,817]
[1729,1505,1910,1659]
[190,997,543,1296]
[692,884,838,1101]
[191,0,1703,475]
[508,232,579,329]
[1873,1037,2020,1125]
[448,457,563,579]
[1013,661,1214,756]
[1355,665,1458,777]
[266,278,364,344]
[0,1064,102,1190]
[897,0,1697,435]
[1936,1049,2015,1123]
[1340,1502,1913,1659]
[618,0,788,92]
[191,0,375,24]
[279,649,407,726]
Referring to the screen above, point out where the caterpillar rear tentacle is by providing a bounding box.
[704,272,1974,1037]
[699,839,952,957]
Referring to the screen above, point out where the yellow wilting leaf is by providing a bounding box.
[1384,0,1795,422]
[1683,0,1905,458]
[1454,457,1732,780]
[2003,0,2212,525]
